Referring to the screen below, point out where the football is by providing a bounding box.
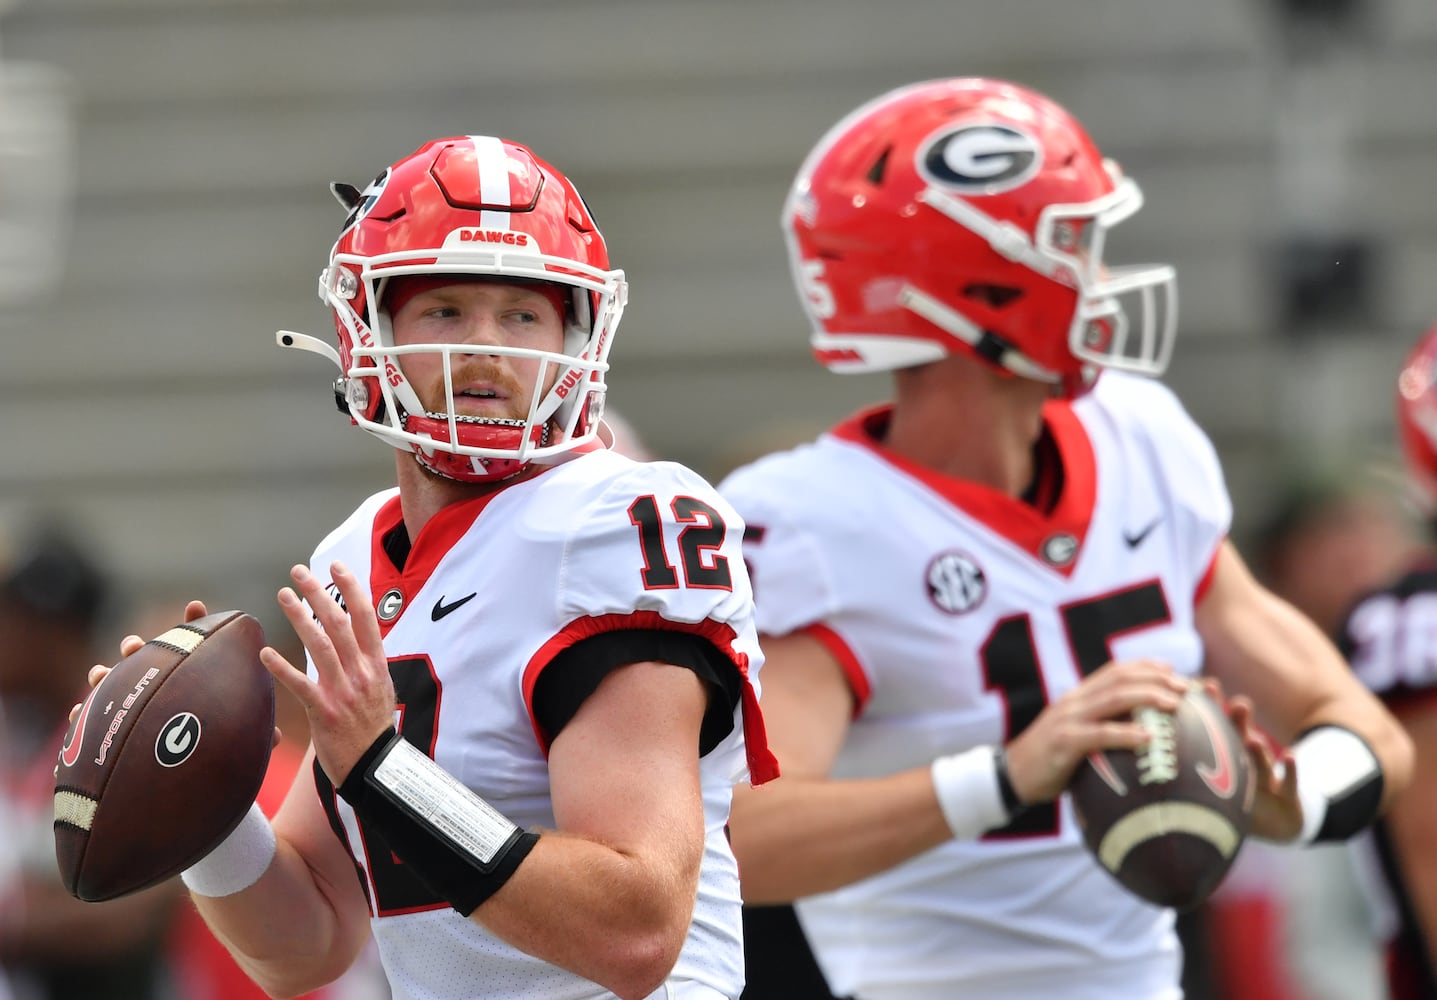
[1069,683,1255,911]
[53,609,276,902]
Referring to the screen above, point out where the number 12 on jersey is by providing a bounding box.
[627,495,734,591]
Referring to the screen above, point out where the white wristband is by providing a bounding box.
[1292,725,1382,845]
[931,746,1010,840]
[181,803,277,897]
[1292,761,1329,846]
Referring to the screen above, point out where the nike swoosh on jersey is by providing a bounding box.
[431,593,477,621]
[1122,516,1163,548]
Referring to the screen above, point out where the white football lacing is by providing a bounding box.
[1134,707,1179,785]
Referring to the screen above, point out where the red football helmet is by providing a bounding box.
[783,78,1176,395]
[1396,323,1437,509]
[281,135,627,483]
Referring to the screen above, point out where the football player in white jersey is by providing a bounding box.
[1336,324,1437,1000]
[91,136,777,1000]
[717,79,1413,1000]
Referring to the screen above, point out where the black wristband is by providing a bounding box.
[993,746,1025,815]
[338,727,399,797]
[338,727,539,916]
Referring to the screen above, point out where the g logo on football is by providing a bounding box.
[917,124,1042,194]
[155,713,201,768]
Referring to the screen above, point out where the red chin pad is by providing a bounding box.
[382,275,569,322]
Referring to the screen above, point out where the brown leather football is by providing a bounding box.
[1069,683,1255,911]
[53,610,275,901]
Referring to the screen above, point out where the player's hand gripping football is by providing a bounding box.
[72,599,284,750]
[1003,659,1190,805]
[73,599,209,713]
[1199,677,1303,842]
[261,561,397,788]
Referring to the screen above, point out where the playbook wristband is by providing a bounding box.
[1292,724,1385,845]
[931,745,1021,840]
[337,728,539,916]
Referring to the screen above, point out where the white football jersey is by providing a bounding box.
[719,373,1230,1000]
[305,449,775,1000]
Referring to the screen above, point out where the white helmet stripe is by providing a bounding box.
[468,135,512,230]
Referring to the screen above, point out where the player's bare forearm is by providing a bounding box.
[188,748,371,999]
[725,630,952,901]
[728,768,954,903]
[1197,540,1414,806]
[472,829,701,1000]
[190,834,370,999]
[463,660,712,999]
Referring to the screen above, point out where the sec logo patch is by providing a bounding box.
[927,551,987,614]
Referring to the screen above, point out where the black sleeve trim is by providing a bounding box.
[534,628,742,755]
[313,757,373,908]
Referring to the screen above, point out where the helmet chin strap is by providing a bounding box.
[917,187,1061,279]
[898,285,1060,383]
[409,422,552,483]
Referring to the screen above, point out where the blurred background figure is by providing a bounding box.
[0,521,183,1000]
[1198,464,1420,1000]
[1328,327,1437,1000]
[1254,469,1418,641]
[600,408,656,462]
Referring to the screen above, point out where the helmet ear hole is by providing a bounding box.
[963,284,1023,309]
